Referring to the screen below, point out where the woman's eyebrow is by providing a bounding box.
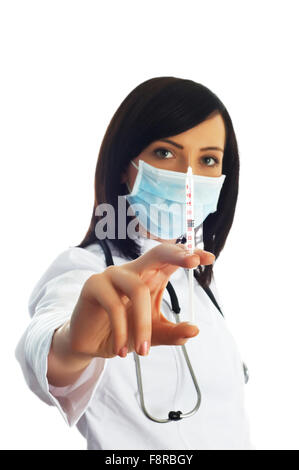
[158,138,224,153]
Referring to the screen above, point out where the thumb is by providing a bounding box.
[152,315,199,346]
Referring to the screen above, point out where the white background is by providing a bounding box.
[1,0,298,450]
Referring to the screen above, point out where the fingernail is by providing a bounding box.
[118,346,128,358]
[138,341,149,356]
[186,321,198,327]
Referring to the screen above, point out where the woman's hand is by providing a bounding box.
[68,242,215,359]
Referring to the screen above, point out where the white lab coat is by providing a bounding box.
[15,235,254,450]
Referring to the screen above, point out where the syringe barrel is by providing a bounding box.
[185,166,195,253]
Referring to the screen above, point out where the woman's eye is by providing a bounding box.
[153,147,174,159]
[202,156,219,167]
[153,148,219,166]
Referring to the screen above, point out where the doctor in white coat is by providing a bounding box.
[15,76,254,450]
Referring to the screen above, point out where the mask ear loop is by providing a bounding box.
[130,160,139,170]
[126,160,139,193]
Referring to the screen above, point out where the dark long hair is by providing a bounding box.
[77,76,240,288]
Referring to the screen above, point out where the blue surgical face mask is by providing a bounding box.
[125,159,226,240]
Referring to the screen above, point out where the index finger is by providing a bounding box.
[126,242,215,275]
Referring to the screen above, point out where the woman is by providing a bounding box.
[15,76,254,450]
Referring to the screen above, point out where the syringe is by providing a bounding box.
[185,163,195,324]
